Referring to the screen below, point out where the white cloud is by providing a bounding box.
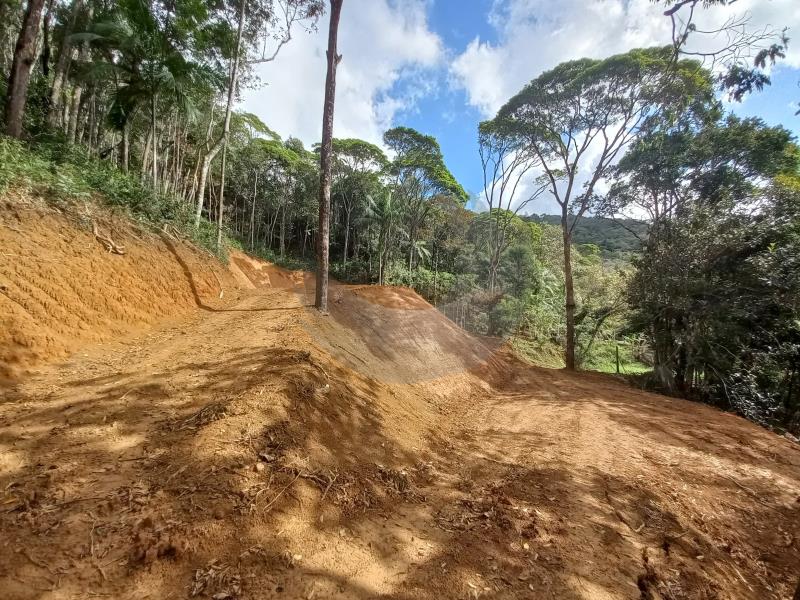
[451,0,800,117]
[452,0,800,215]
[240,0,443,148]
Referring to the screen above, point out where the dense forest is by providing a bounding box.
[524,215,647,260]
[1,0,798,435]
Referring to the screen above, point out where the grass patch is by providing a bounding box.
[583,339,651,375]
[510,336,565,369]
[0,134,231,259]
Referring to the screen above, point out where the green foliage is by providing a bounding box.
[384,126,468,203]
[525,215,647,261]
[0,135,229,257]
[622,113,800,431]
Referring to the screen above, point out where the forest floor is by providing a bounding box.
[1,201,799,600]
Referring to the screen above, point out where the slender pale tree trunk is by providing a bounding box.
[342,206,351,268]
[40,0,54,79]
[250,171,258,249]
[0,1,14,72]
[215,139,228,250]
[48,0,82,127]
[315,0,344,312]
[562,208,576,370]
[121,117,132,171]
[66,4,92,142]
[195,0,245,227]
[150,94,158,186]
[4,0,47,138]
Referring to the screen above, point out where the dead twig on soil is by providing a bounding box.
[91,222,125,255]
[320,473,338,504]
[172,402,229,431]
[262,471,302,513]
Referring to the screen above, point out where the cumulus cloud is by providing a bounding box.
[240,0,444,147]
[451,0,799,214]
[451,0,800,117]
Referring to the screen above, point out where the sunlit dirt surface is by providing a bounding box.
[1,209,799,600]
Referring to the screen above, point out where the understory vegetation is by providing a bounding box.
[1,0,798,434]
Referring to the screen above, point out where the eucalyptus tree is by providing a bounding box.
[0,0,18,72]
[478,118,546,292]
[194,0,324,228]
[3,0,47,137]
[328,138,387,267]
[384,126,467,270]
[48,0,84,128]
[315,0,343,312]
[494,47,713,369]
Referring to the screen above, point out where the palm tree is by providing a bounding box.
[75,1,221,182]
[364,191,404,285]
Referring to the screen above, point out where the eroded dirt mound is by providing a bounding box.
[228,251,313,291]
[225,255,502,384]
[0,196,236,383]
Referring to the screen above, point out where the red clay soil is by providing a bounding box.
[1,203,799,600]
[0,195,237,383]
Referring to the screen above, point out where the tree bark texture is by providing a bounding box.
[315,0,344,312]
[4,0,47,138]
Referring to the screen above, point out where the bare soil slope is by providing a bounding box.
[0,196,237,383]
[1,210,799,600]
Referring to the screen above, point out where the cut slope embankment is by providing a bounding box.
[227,252,503,385]
[0,195,237,383]
[0,200,798,599]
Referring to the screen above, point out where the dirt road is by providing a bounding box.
[1,279,799,599]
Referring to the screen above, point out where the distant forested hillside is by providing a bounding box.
[524,215,647,259]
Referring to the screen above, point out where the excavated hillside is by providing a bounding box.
[0,194,237,383]
[1,200,799,600]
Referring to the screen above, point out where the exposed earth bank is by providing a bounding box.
[1,201,798,599]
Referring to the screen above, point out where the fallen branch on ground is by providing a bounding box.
[92,222,125,255]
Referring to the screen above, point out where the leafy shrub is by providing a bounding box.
[489,296,526,337]
[330,259,371,284]
[0,135,231,258]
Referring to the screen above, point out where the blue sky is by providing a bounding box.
[243,0,800,214]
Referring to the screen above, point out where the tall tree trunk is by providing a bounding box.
[279,201,286,258]
[215,138,228,250]
[0,0,14,72]
[66,3,92,142]
[40,0,54,79]
[315,0,344,312]
[150,94,158,186]
[66,79,82,142]
[342,206,350,268]
[194,0,245,227]
[3,0,46,138]
[408,225,415,270]
[562,209,576,370]
[48,0,82,127]
[250,171,258,250]
[121,117,132,171]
